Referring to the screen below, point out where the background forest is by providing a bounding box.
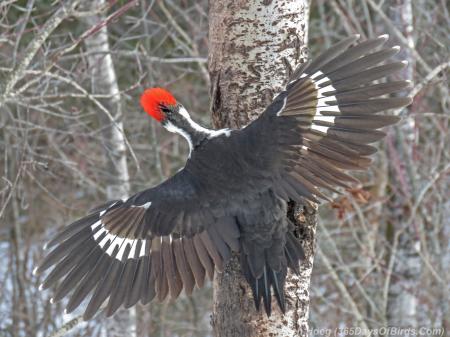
[0,0,448,336]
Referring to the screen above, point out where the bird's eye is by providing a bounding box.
[160,106,171,114]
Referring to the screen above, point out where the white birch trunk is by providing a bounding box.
[386,0,420,330]
[84,0,133,335]
[208,1,312,336]
[84,1,130,201]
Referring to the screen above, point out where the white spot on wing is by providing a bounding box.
[276,97,288,116]
[105,237,119,256]
[132,201,151,209]
[311,125,329,133]
[284,71,340,126]
[98,233,110,249]
[91,220,150,261]
[303,73,340,130]
[116,241,130,261]
[129,241,138,259]
[92,225,106,241]
[317,84,335,97]
[310,70,323,80]
[317,105,340,113]
[91,220,102,230]
[313,115,336,123]
[317,97,335,106]
[142,201,151,209]
[315,77,330,86]
[139,240,146,257]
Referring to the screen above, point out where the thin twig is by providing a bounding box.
[317,246,371,331]
[410,61,450,98]
[1,0,81,104]
[47,315,84,337]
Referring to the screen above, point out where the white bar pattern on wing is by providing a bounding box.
[316,105,340,114]
[317,97,336,106]
[317,84,336,97]
[277,70,339,130]
[309,73,340,133]
[311,125,330,133]
[90,217,150,262]
[129,240,138,258]
[139,239,147,257]
[315,77,330,86]
[310,70,323,80]
[313,115,336,123]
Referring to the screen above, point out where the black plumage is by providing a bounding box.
[105,243,132,316]
[65,243,113,313]
[83,246,121,320]
[173,239,196,295]
[183,238,206,288]
[35,35,412,319]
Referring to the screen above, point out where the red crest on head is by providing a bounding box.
[140,87,177,122]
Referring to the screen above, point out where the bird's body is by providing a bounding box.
[35,35,412,320]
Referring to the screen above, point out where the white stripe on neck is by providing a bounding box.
[165,107,231,154]
[165,121,195,152]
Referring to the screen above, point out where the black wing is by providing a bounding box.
[35,118,285,320]
[34,167,242,320]
[35,35,411,319]
[240,34,411,203]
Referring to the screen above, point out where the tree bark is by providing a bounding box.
[84,0,130,202]
[386,0,420,330]
[208,1,313,336]
[84,0,133,335]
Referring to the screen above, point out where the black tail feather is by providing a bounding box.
[241,231,303,316]
[262,266,272,315]
[270,268,286,313]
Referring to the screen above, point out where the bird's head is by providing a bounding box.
[140,88,180,126]
[140,87,211,150]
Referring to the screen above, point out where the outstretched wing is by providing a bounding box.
[35,35,412,320]
[34,169,241,320]
[240,34,412,202]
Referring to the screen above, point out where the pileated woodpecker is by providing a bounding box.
[35,35,412,320]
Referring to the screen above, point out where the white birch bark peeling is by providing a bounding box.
[209,1,314,336]
[84,0,132,334]
[209,0,309,128]
[84,0,130,201]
